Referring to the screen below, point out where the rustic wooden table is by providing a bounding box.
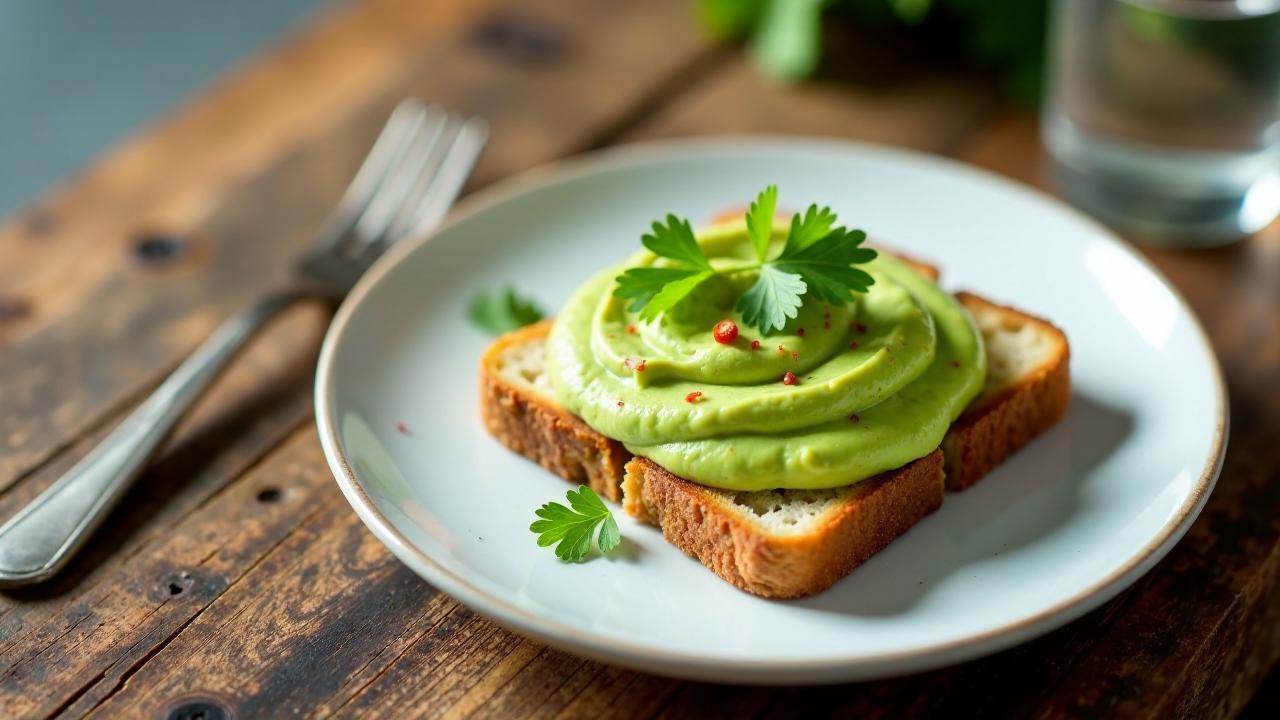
[1,1,1277,717]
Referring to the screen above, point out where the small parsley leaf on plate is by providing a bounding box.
[468,286,545,335]
[530,486,622,562]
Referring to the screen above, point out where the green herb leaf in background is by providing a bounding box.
[753,0,826,80]
[530,486,622,562]
[889,0,933,24]
[696,0,1049,105]
[468,286,545,335]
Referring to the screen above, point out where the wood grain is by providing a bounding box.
[0,0,1276,718]
[2,0,711,715]
[0,0,711,491]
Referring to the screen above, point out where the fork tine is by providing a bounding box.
[351,105,448,251]
[312,98,426,252]
[379,111,461,246]
[395,115,489,242]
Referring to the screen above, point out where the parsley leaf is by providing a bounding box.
[468,286,545,335]
[784,203,839,253]
[735,264,807,335]
[773,227,877,305]
[614,214,717,321]
[746,185,778,262]
[641,214,714,271]
[530,486,621,562]
[610,187,876,336]
[614,267,716,321]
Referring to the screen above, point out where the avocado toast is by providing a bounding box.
[479,192,1069,598]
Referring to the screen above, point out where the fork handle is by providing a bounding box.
[0,290,312,586]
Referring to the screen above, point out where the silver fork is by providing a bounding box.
[0,99,488,586]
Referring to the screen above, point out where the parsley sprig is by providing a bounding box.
[530,486,621,562]
[613,187,876,335]
[468,286,545,335]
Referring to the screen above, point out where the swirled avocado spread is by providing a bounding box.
[545,206,985,491]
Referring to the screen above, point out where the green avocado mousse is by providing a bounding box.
[545,187,986,491]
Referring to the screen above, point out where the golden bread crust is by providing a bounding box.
[943,293,1071,490]
[479,321,629,502]
[621,451,943,598]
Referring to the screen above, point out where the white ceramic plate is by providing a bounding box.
[315,138,1226,684]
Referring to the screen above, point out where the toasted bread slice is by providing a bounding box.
[479,289,1069,598]
[622,451,942,597]
[942,293,1070,490]
[480,321,629,502]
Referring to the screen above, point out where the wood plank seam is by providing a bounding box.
[79,596,207,717]
[45,668,106,720]
[46,595,176,717]
[68,492,339,715]
[322,602,477,718]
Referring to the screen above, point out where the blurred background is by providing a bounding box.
[0,0,329,218]
[5,0,1278,245]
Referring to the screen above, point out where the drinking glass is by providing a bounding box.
[1044,0,1280,246]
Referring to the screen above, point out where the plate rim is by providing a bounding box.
[313,135,1228,682]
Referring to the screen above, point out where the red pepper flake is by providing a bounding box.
[782,371,798,386]
[635,359,646,372]
[712,319,739,344]
[777,345,786,354]
[854,322,868,334]
[796,327,806,337]
[950,360,961,368]
[849,414,860,423]
[626,325,637,335]
[791,351,800,361]
[395,421,411,435]
[750,339,761,351]
[849,340,859,350]
[623,358,647,372]
[617,400,625,407]
[685,391,703,404]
